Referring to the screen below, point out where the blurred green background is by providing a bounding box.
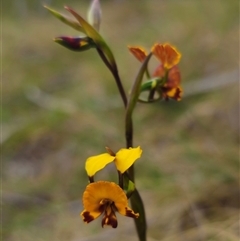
[3,0,239,240]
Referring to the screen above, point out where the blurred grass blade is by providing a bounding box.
[65,6,116,69]
[131,188,147,241]
[44,5,86,33]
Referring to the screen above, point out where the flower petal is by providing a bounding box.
[162,86,182,101]
[82,181,128,211]
[152,64,165,78]
[151,43,181,69]
[128,46,147,62]
[115,146,142,173]
[117,206,139,219]
[166,65,181,88]
[85,153,115,176]
[81,209,102,223]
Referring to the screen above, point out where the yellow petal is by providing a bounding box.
[165,86,182,101]
[85,153,115,176]
[115,146,142,173]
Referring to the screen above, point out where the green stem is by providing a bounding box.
[98,46,150,241]
[125,53,152,241]
[118,171,123,188]
[148,88,156,101]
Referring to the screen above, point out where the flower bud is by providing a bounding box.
[54,36,96,51]
[88,0,102,31]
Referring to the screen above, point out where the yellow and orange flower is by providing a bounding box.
[85,146,142,177]
[128,43,182,101]
[128,43,181,69]
[81,181,139,228]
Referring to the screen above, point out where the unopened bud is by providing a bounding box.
[54,36,96,51]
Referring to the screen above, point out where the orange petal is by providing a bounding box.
[82,181,128,212]
[152,64,165,78]
[152,43,181,69]
[128,46,147,62]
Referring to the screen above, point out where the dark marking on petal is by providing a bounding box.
[81,211,95,223]
[125,207,139,218]
[102,212,118,228]
[101,204,118,228]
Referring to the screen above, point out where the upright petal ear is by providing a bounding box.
[85,153,115,177]
[151,43,181,69]
[128,46,147,62]
[115,146,142,173]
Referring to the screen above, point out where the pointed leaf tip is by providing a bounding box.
[45,5,85,33]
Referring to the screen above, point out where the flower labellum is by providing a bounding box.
[81,181,139,228]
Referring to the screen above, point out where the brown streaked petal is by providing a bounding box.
[151,43,166,64]
[117,205,139,219]
[125,207,139,218]
[128,46,147,62]
[152,43,181,69]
